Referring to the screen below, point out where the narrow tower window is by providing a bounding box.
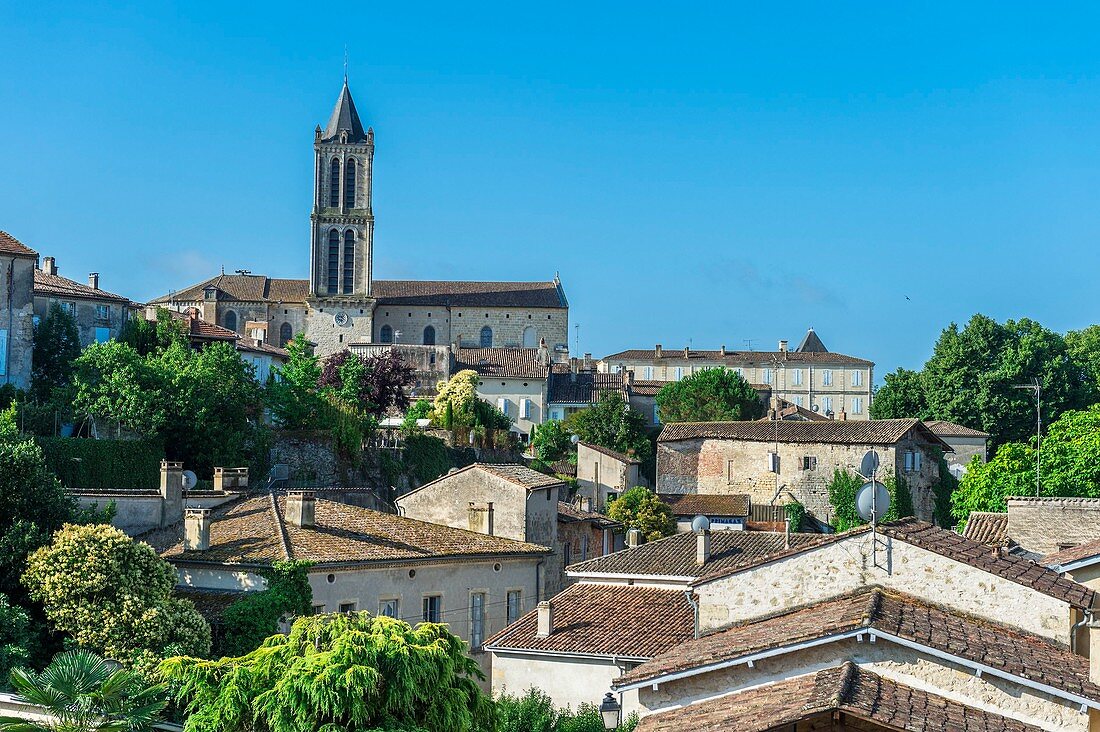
[380,325,393,343]
[342,231,355,294]
[345,158,357,208]
[279,322,293,346]
[327,229,340,294]
[480,326,493,348]
[224,311,237,332]
[329,158,341,208]
[423,325,436,346]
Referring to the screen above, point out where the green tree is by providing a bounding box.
[654,368,763,423]
[433,370,480,428]
[607,487,675,542]
[71,342,166,436]
[30,304,82,404]
[119,307,187,357]
[22,524,210,673]
[563,393,652,463]
[1066,324,1100,403]
[161,612,495,732]
[530,420,574,463]
[401,398,433,431]
[267,334,325,429]
[495,688,638,732]
[0,649,167,732]
[217,561,313,658]
[869,367,927,420]
[826,469,912,532]
[0,595,33,691]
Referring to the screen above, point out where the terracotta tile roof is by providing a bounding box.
[658,493,750,517]
[924,419,991,438]
[453,348,549,380]
[548,368,624,404]
[174,587,245,622]
[147,493,551,566]
[634,662,1044,732]
[626,379,664,396]
[150,274,310,304]
[602,348,873,367]
[578,441,639,464]
[1043,538,1100,569]
[618,587,1100,702]
[373,279,566,308]
[33,270,130,303]
[690,518,1096,609]
[557,501,620,529]
[484,582,694,659]
[159,310,239,341]
[236,338,289,359]
[962,512,1008,546]
[658,418,950,451]
[567,530,830,579]
[0,231,37,257]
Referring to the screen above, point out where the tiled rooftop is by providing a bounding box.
[146,493,551,566]
[557,501,620,529]
[961,512,1008,546]
[453,347,550,380]
[548,367,623,404]
[923,419,991,438]
[602,348,873,366]
[34,270,130,303]
[0,231,36,257]
[658,418,948,449]
[485,582,694,659]
[1043,538,1100,569]
[658,493,750,517]
[577,441,639,464]
[634,662,1043,732]
[373,279,566,308]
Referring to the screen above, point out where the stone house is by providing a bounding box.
[657,493,749,532]
[924,419,989,476]
[600,329,874,421]
[452,346,551,441]
[546,358,624,422]
[33,257,132,347]
[149,81,569,359]
[656,419,951,523]
[0,231,37,390]
[576,441,644,512]
[144,489,551,668]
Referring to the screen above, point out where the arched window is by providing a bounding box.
[345,158,357,208]
[480,326,493,348]
[522,326,538,348]
[327,229,340,294]
[380,324,393,343]
[342,231,355,294]
[279,322,293,347]
[329,158,341,208]
[224,310,237,332]
[423,325,436,345]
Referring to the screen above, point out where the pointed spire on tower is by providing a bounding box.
[321,79,368,143]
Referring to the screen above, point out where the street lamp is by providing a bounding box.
[599,692,621,730]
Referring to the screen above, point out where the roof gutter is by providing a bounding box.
[483,645,649,664]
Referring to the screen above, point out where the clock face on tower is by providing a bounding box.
[333,311,349,326]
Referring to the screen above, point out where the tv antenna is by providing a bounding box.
[234,269,252,276]
[1013,378,1041,496]
[854,450,890,570]
[743,338,755,351]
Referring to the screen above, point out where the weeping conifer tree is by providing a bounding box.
[161,611,496,732]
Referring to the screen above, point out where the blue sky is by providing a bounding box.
[3,2,1099,378]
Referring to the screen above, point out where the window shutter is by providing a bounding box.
[498,397,508,415]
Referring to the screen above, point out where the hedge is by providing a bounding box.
[36,437,163,490]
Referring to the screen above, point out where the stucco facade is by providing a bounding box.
[576,442,643,511]
[0,235,35,390]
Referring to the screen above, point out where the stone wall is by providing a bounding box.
[694,534,1073,643]
[33,293,127,348]
[397,470,535,543]
[374,304,569,353]
[576,443,642,511]
[306,298,375,357]
[1008,497,1100,555]
[657,436,941,522]
[270,431,343,487]
[1,255,34,390]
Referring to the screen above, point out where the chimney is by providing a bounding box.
[779,340,788,352]
[623,369,634,388]
[719,345,727,356]
[286,491,316,528]
[536,601,554,638]
[537,338,550,367]
[42,256,57,276]
[88,273,100,290]
[184,508,211,551]
[627,528,643,548]
[583,352,592,370]
[570,357,578,382]
[695,528,711,566]
[655,344,662,358]
[159,461,184,527]
[468,501,495,535]
[838,411,847,421]
[684,346,690,358]
[213,467,249,492]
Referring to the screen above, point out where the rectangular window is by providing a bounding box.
[506,590,522,626]
[851,397,863,414]
[64,302,76,316]
[0,329,8,376]
[851,370,863,387]
[94,327,110,343]
[768,452,780,473]
[914,451,922,471]
[95,304,111,322]
[497,397,509,416]
[791,369,803,386]
[338,602,356,614]
[803,456,818,471]
[822,370,833,386]
[379,599,399,618]
[522,398,532,420]
[733,367,744,376]
[904,451,914,472]
[311,603,325,615]
[580,534,589,561]
[652,404,661,425]
[562,542,572,567]
[674,367,684,380]
[470,592,486,648]
[793,396,804,407]
[643,366,653,380]
[727,459,737,484]
[762,368,773,385]
[422,595,442,623]
[822,396,833,414]
[612,363,623,374]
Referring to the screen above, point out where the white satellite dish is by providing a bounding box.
[181,470,198,490]
[855,481,890,523]
[690,515,711,533]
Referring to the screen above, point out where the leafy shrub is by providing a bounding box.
[784,501,806,532]
[607,487,675,541]
[36,437,162,490]
[218,560,313,657]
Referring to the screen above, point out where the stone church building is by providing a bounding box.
[151,81,569,357]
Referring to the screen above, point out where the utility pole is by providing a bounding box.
[1013,378,1041,496]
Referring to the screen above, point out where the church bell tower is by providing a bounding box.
[306,79,376,355]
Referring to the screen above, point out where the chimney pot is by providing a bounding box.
[655,344,663,358]
[684,346,690,358]
[720,345,726,356]
[695,529,711,566]
[627,528,643,548]
[286,490,316,528]
[184,508,211,551]
[42,256,57,276]
[779,340,789,353]
[624,369,634,388]
[88,272,99,290]
[536,601,554,638]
